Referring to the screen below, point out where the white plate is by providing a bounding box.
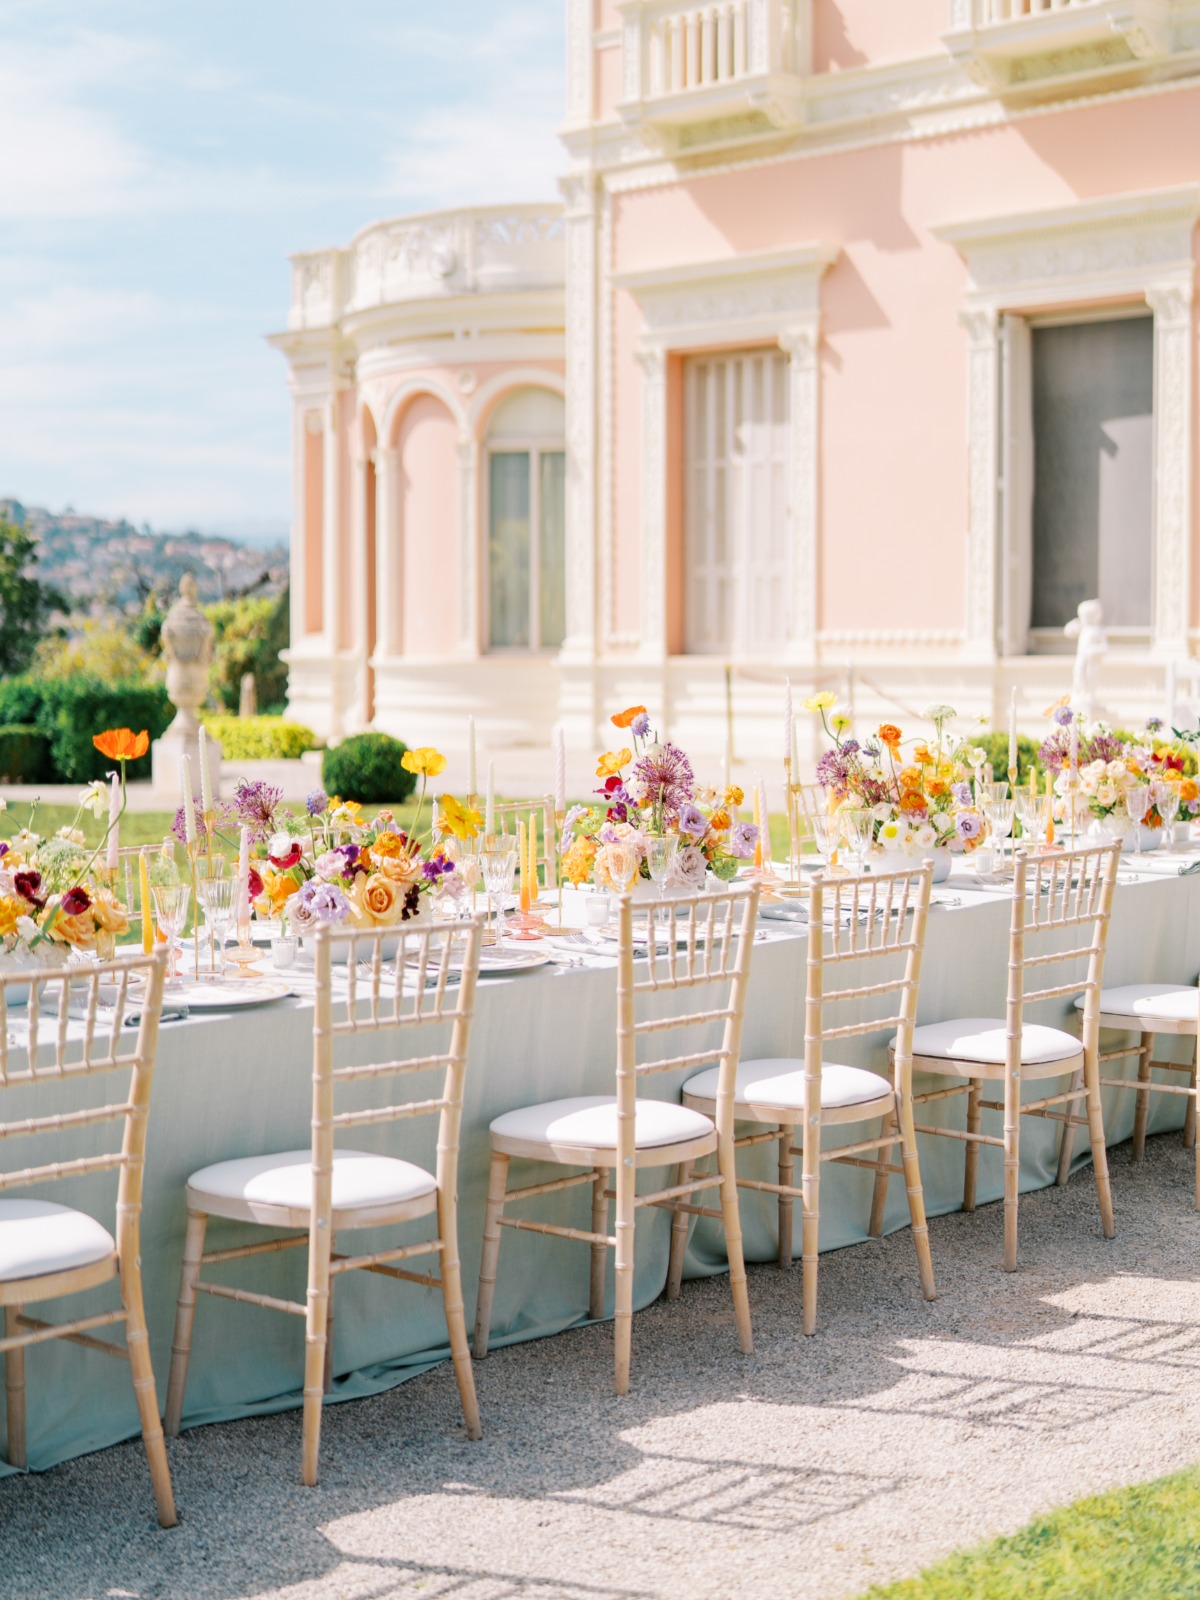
[160,976,295,1011]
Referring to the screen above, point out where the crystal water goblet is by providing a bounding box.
[646,834,678,903]
[1125,785,1152,859]
[810,812,842,872]
[840,808,875,872]
[197,876,235,979]
[606,839,639,898]
[481,842,517,946]
[152,884,191,984]
[985,797,1015,871]
[1152,781,1180,847]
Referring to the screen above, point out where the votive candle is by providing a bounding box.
[180,755,197,844]
[106,773,120,871]
[198,726,213,815]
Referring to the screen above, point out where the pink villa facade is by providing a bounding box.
[271,0,1200,775]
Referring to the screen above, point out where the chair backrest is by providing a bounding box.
[615,883,761,1163]
[1009,842,1120,1058]
[0,948,168,1256]
[808,863,933,1087]
[490,796,559,890]
[311,918,484,1210]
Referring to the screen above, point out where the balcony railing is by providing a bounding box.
[285,206,564,330]
[946,0,1175,88]
[619,0,808,134]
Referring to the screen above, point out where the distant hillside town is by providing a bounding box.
[0,498,289,615]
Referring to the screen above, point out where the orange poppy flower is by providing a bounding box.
[877,724,902,752]
[611,705,647,730]
[92,728,150,762]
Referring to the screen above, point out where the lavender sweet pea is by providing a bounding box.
[729,821,759,860]
[951,781,973,806]
[956,811,983,843]
[630,712,651,738]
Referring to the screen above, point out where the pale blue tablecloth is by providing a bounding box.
[3,858,1197,1473]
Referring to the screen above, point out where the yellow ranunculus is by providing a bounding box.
[563,837,597,886]
[439,793,483,841]
[709,808,731,831]
[723,786,744,807]
[802,692,837,713]
[0,896,24,941]
[400,747,448,778]
[596,748,632,778]
[368,829,406,859]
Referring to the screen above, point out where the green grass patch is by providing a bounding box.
[861,1465,1200,1600]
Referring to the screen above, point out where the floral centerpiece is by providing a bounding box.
[0,727,144,972]
[560,706,758,891]
[805,696,987,863]
[216,749,481,937]
[1038,708,1199,836]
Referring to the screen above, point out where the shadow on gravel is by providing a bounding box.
[2,1135,1199,1600]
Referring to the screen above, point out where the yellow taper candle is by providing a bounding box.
[528,810,538,901]
[139,848,153,954]
[753,777,764,870]
[518,820,530,912]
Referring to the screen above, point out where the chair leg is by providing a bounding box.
[613,1149,636,1396]
[1184,1047,1197,1152]
[1132,1039,1153,1161]
[897,1092,936,1303]
[5,1305,25,1471]
[323,1231,337,1394]
[1003,1067,1021,1273]
[164,1209,208,1438]
[121,1250,177,1528]
[716,1133,753,1357]
[1084,1050,1116,1243]
[869,1113,896,1239]
[665,1161,691,1303]
[591,1166,611,1316]
[473,1150,509,1359]
[801,1119,821,1336]
[777,1127,794,1269]
[963,1079,982,1212]
[437,1191,482,1442]
[1056,1065,1085,1187]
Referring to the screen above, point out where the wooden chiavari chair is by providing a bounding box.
[473,883,761,1394]
[164,918,484,1486]
[903,842,1121,1272]
[490,795,558,892]
[683,863,935,1335]
[0,948,175,1526]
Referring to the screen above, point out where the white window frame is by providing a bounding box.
[616,242,837,664]
[932,184,1200,662]
[483,435,567,654]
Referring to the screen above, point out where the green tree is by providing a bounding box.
[205,588,290,713]
[0,518,58,675]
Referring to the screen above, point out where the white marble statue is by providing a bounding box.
[1064,598,1107,718]
[151,574,222,801]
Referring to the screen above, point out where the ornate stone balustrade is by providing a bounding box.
[618,0,808,134]
[945,0,1176,89]
[285,206,564,330]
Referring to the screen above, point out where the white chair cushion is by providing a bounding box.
[685,1058,892,1112]
[186,1149,436,1219]
[489,1095,712,1151]
[905,1017,1079,1066]
[0,1199,115,1283]
[1075,983,1199,1026]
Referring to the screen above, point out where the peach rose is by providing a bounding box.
[350,872,402,927]
[378,852,423,888]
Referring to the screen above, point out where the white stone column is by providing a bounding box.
[457,433,481,657]
[374,446,399,660]
[1147,283,1194,658]
[780,326,821,662]
[561,175,597,663]
[289,402,307,648]
[322,397,343,655]
[636,345,668,662]
[349,446,373,729]
[961,307,1000,662]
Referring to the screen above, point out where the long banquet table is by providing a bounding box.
[4,854,1200,1476]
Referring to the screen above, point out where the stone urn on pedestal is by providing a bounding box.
[151,575,222,803]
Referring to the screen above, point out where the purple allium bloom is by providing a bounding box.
[234,779,284,842]
[816,748,850,790]
[676,802,707,838]
[632,741,694,822]
[1053,706,1074,727]
[951,781,973,806]
[306,789,328,817]
[729,821,759,860]
[172,796,234,844]
[297,880,352,924]
[956,811,983,842]
[630,712,651,738]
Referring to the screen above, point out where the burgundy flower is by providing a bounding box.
[247,866,264,900]
[61,887,91,916]
[14,870,45,908]
[269,842,303,870]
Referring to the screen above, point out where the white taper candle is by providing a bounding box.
[554,725,566,813]
[106,773,120,872]
[198,725,213,814]
[784,677,793,765]
[1008,687,1017,774]
[485,761,495,837]
[467,715,477,799]
[180,755,196,844]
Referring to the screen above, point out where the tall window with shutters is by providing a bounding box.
[486,387,566,653]
[683,349,791,655]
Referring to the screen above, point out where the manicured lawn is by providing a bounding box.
[861,1466,1200,1600]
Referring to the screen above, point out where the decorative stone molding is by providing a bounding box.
[619,244,837,662]
[944,0,1176,95]
[933,185,1200,660]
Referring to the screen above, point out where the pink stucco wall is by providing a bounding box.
[812,0,949,72]
[610,84,1200,639]
[395,395,460,657]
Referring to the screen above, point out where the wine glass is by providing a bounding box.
[840,808,875,872]
[607,839,639,898]
[481,842,517,947]
[646,835,678,902]
[197,876,235,979]
[152,884,191,984]
[810,812,842,872]
[1152,780,1180,848]
[985,797,1015,871]
[1125,784,1152,859]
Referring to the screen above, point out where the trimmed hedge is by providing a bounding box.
[0,677,171,783]
[0,724,50,784]
[322,733,417,805]
[200,713,317,762]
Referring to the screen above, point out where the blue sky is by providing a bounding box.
[0,1,565,545]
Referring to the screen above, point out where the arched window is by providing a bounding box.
[485,387,565,651]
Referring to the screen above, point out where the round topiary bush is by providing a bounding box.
[322,733,417,805]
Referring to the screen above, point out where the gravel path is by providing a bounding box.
[4,1134,1200,1600]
